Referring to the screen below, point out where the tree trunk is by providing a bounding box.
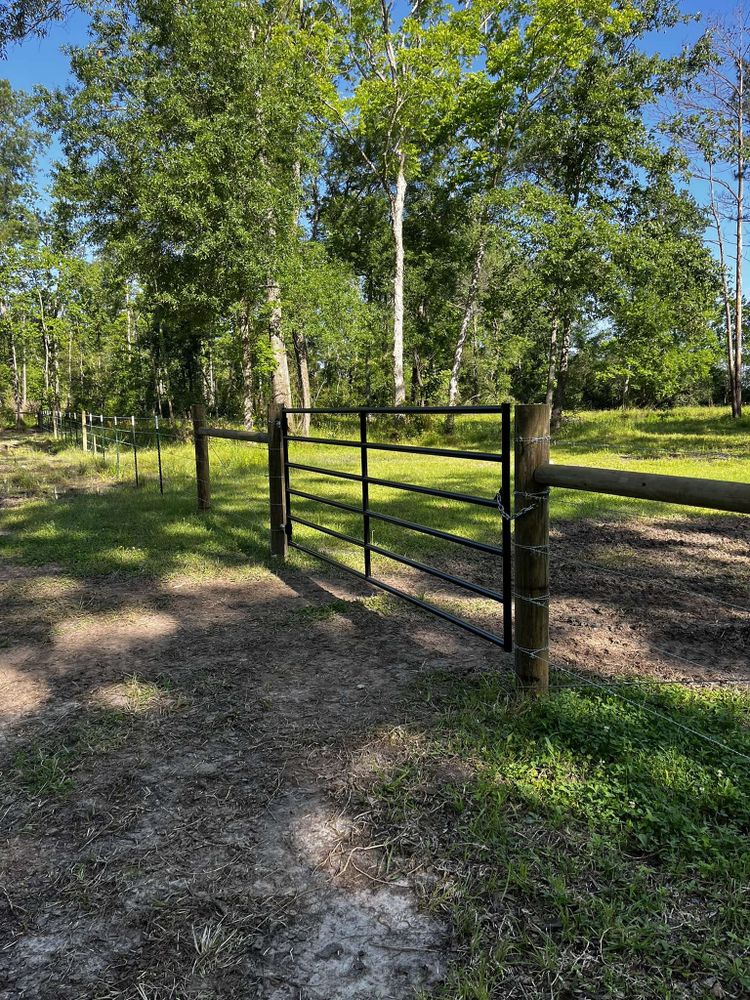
[39,293,61,439]
[551,317,572,432]
[268,278,292,407]
[239,304,255,431]
[411,348,425,406]
[43,331,50,397]
[471,314,481,402]
[10,331,22,428]
[125,283,133,355]
[66,330,74,409]
[709,162,737,416]
[291,328,311,435]
[390,153,407,407]
[52,337,61,439]
[205,347,216,413]
[735,62,744,418]
[446,230,487,429]
[545,317,559,407]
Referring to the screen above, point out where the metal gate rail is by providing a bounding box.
[282,404,512,650]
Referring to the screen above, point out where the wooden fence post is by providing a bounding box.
[514,403,550,694]
[113,415,120,473]
[80,410,87,452]
[192,403,210,510]
[268,402,288,561]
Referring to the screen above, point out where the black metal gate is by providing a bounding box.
[281,405,513,650]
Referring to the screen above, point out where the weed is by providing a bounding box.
[14,747,74,797]
[191,922,245,975]
[289,598,354,622]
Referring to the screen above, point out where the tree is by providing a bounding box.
[327,0,476,406]
[50,0,326,427]
[0,0,730,424]
[441,0,640,416]
[671,8,749,417]
[0,1,74,56]
[513,0,709,426]
[0,79,41,426]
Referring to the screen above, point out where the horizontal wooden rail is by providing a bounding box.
[197,427,269,444]
[535,463,750,515]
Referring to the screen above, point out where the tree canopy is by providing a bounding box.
[0,0,742,427]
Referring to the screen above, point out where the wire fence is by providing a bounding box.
[530,647,750,767]
[38,408,189,495]
[31,403,750,775]
[512,481,750,771]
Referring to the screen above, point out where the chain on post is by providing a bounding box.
[495,487,549,522]
[496,430,551,521]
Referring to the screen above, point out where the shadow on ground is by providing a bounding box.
[1,556,487,999]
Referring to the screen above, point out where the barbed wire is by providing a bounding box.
[514,541,750,616]
[552,440,750,459]
[555,617,748,675]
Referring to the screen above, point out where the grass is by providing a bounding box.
[2,405,748,581]
[13,746,74,798]
[10,675,180,802]
[0,431,108,497]
[557,406,750,459]
[363,672,750,998]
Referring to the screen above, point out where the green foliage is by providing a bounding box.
[0,1,68,57]
[0,0,734,422]
[14,746,74,797]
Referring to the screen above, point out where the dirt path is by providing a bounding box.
[1,563,479,999]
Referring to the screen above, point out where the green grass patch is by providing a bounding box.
[1,406,748,580]
[288,598,355,622]
[369,673,750,998]
[14,747,75,798]
[10,677,178,799]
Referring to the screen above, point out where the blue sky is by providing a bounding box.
[6,2,733,88]
[0,1,740,234]
[4,7,90,91]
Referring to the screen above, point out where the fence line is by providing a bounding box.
[37,407,187,494]
[523,648,750,767]
[35,403,749,716]
[514,541,750,617]
[184,401,749,697]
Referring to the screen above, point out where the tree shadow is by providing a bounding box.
[0,551,498,997]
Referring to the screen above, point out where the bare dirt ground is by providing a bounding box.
[544,516,750,686]
[1,508,748,998]
[432,513,750,686]
[0,562,467,1000]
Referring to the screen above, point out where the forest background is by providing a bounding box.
[0,0,748,432]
